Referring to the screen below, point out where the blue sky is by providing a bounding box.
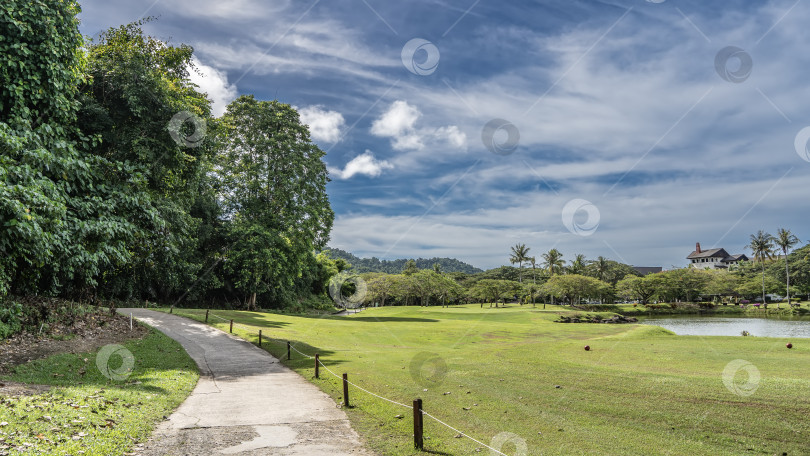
[78,0,810,270]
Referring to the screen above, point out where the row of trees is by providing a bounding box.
[1,4,334,310]
[334,235,809,309]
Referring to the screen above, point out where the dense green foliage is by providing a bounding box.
[322,248,482,274]
[0,6,335,310]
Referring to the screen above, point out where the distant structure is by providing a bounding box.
[687,243,748,270]
[633,266,662,276]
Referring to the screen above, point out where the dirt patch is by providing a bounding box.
[0,310,149,377]
[0,380,51,396]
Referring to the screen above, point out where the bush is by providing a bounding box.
[0,299,23,339]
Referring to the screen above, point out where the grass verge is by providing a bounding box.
[0,328,198,456]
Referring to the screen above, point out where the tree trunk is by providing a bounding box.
[784,250,790,308]
[761,261,767,309]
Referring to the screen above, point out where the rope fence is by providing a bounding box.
[166,307,509,455]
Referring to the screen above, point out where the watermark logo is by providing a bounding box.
[481,119,520,156]
[561,199,600,236]
[722,359,760,397]
[167,110,207,148]
[489,431,528,456]
[401,38,440,76]
[714,46,752,83]
[328,271,368,308]
[96,344,135,381]
[794,126,810,162]
[409,352,448,388]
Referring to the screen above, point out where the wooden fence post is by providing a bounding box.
[343,373,350,407]
[287,341,291,360]
[315,354,320,379]
[229,319,233,333]
[258,330,262,347]
[413,398,423,450]
[205,309,209,323]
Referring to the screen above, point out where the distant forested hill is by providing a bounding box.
[322,248,483,274]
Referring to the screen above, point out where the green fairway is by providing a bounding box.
[0,329,198,455]
[168,305,809,455]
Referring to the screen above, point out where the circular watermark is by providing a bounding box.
[167,110,207,148]
[722,359,760,397]
[96,344,135,381]
[401,38,440,76]
[794,126,810,162]
[408,351,448,388]
[561,199,600,236]
[328,271,368,308]
[714,46,752,83]
[481,119,520,156]
[489,431,528,456]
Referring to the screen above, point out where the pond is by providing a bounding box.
[639,315,810,338]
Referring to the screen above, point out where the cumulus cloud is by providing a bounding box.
[298,105,345,143]
[187,58,238,117]
[333,150,394,179]
[370,100,467,151]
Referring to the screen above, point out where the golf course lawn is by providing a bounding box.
[169,305,809,455]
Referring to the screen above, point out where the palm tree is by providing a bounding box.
[541,249,565,306]
[568,254,587,275]
[748,230,775,308]
[775,228,800,308]
[589,256,610,282]
[509,243,531,283]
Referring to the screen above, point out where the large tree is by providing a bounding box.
[216,95,333,309]
[79,21,214,301]
[774,228,800,308]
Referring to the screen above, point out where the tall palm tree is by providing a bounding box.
[775,228,800,308]
[509,243,531,283]
[568,254,587,275]
[748,230,775,308]
[590,256,611,282]
[542,249,565,306]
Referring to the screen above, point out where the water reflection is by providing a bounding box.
[640,316,810,338]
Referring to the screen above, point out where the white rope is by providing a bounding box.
[316,358,413,409]
[289,344,313,359]
[420,409,507,456]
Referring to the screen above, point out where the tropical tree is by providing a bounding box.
[402,259,418,276]
[568,254,587,275]
[216,95,333,309]
[615,276,656,304]
[774,228,800,307]
[509,243,531,282]
[588,256,611,282]
[542,274,610,306]
[541,249,564,305]
[748,230,776,308]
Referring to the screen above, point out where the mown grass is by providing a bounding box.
[165,304,809,456]
[0,329,198,455]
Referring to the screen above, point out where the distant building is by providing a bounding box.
[687,243,748,270]
[633,266,662,276]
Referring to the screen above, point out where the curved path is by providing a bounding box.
[119,308,375,456]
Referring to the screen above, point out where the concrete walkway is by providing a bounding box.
[120,308,375,456]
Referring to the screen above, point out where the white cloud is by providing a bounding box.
[298,106,345,143]
[371,100,421,138]
[371,100,467,152]
[333,150,394,179]
[187,58,238,117]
